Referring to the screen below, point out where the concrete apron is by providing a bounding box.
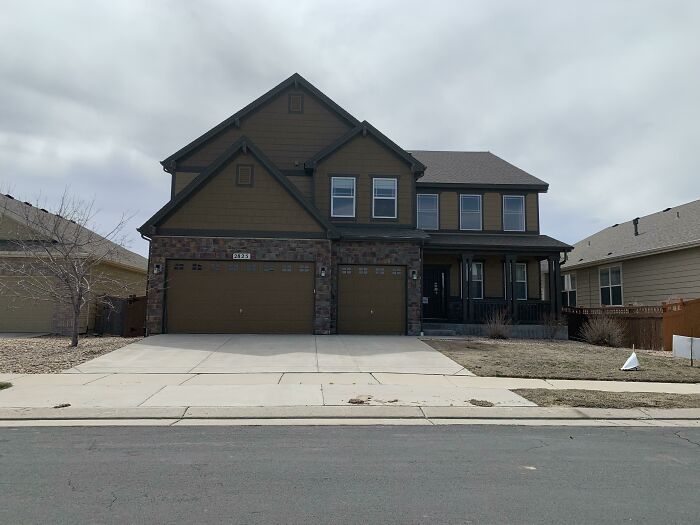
[0,406,699,427]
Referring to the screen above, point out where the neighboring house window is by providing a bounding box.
[459,194,482,230]
[469,262,484,299]
[416,194,439,230]
[331,177,356,218]
[600,266,623,306]
[505,262,528,300]
[373,178,397,218]
[503,195,525,231]
[562,274,577,307]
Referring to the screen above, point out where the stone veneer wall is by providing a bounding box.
[331,240,422,335]
[146,236,333,335]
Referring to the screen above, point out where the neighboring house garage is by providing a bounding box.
[165,259,315,334]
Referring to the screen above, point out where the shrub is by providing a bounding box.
[540,312,565,340]
[579,316,626,347]
[484,309,511,339]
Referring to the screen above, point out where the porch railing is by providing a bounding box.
[471,300,551,325]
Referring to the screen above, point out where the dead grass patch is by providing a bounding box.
[426,337,700,383]
[514,388,700,409]
[0,336,141,374]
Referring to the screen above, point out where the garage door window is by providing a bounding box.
[245,263,256,272]
[282,264,292,272]
[174,263,184,270]
[192,263,203,271]
[227,263,238,272]
[299,264,311,272]
[358,267,368,275]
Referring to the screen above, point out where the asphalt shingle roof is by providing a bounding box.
[562,199,700,270]
[425,233,571,252]
[410,151,548,188]
[0,193,147,272]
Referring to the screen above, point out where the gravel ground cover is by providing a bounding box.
[514,388,700,409]
[426,337,700,383]
[0,336,141,374]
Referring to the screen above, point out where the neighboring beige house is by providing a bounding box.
[551,199,700,308]
[0,193,148,333]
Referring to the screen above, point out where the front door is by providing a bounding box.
[422,265,449,319]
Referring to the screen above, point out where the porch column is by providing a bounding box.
[553,255,563,318]
[504,255,516,320]
[461,253,473,323]
[548,256,557,316]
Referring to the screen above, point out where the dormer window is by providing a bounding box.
[503,195,525,231]
[331,177,356,218]
[373,178,397,219]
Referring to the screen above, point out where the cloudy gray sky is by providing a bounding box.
[2,0,698,256]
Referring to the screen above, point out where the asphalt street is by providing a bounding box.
[1,425,699,524]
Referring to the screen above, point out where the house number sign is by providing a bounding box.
[232,252,251,260]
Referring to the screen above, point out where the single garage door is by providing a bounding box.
[165,260,314,333]
[0,277,55,332]
[337,264,406,334]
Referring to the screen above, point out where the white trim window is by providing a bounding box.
[503,195,525,231]
[600,266,622,306]
[562,274,577,307]
[331,177,356,218]
[515,262,528,300]
[416,194,439,230]
[469,262,484,299]
[373,178,397,218]
[459,194,482,230]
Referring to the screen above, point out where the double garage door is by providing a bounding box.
[165,260,314,333]
[165,260,406,334]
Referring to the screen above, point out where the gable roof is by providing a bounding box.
[162,73,360,169]
[305,121,426,175]
[411,151,548,190]
[141,136,338,238]
[0,193,147,272]
[562,198,700,270]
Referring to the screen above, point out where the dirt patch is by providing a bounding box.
[469,399,495,407]
[0,336,141,374]
[514,388,700,409]
[426,337,700,383]
[0,381,11,390]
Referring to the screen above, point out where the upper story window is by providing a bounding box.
[416,194,439,230]
[503,195,525,231]
[459,194,482,230]
[562,274,577,307]
[331,177,356,218]
[600,266,622,306]
[373,178,397,219]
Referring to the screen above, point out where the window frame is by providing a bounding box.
[469,261,484,299]
[562,273,577,307]
[505,262,528,300]
[503,195,526,232]
[330,176,356,218]
[459,194,483,231]
[372,178,398,219]
[416,193,439,230]
[599,266,623,306]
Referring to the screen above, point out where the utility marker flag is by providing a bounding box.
[621,352,640,371]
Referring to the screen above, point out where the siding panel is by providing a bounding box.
[483,192,501,230]
[526,193,539,232]
[439,192,458,230]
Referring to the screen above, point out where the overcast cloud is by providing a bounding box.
[1,0,698,256]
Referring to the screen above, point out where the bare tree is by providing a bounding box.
[0,189,139,347]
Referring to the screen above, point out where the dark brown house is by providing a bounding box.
[139,74,571,336]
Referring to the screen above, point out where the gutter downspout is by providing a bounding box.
[140,232,152,337]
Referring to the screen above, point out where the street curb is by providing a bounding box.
[0,406,699,421]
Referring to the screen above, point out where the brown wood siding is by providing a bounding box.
[423,254,460,296]
[286,175,313,200]
[337,264,406,334]
[483,192,501,230]
[173,172,198,196]
[526,193,539,232]
[527,258,540,299]
[484,256,504,298]
[161,155,323,233]
[439,192,458,230]
[314,135,414,225]
[178,86,352,171]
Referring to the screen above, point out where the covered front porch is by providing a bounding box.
[420,235,566,326]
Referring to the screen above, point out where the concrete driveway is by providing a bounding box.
[72,334,465,375]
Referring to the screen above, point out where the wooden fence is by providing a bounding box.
[563,306,664,350]
[662,298,700,351]
[94,295,146,337]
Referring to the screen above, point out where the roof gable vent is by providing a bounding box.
[288,93,304,113]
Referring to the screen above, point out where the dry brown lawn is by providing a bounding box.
[514,388,700,409]
[0,336,141,373]
[426,337,700,383]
